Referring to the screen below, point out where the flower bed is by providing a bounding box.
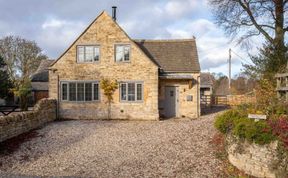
[215,107,288,178]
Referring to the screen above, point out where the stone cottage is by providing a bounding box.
[49,10,201,120]
[200,72,214,96]
[31,59,54,103]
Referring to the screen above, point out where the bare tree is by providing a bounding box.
[0,36,47,109]
[209,0,288,68]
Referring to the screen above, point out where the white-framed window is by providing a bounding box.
[77,45,100,62]
[115,44,130,62]
[61,81,100,102]
[120,82,143,102]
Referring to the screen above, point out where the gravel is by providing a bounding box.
[0,112,223,178]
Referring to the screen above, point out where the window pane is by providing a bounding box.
[121,83,127,101]
[93,83,99,100]
[69,83,76,101]
[85,83,92,101]
[85,46,94,62]
[77,46,84,62]
[124,46,130,61]
[128,83,135,101]
[116,46,124,62]
[77,83,84,101]
[62,83,68,100]
[137,83,142,100]
[94,47,100,61]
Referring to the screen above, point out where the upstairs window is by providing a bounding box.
[115,45,130,62]
[120,82,143,102]
[77,46,100,63]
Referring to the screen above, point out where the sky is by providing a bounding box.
[0,0,256,77]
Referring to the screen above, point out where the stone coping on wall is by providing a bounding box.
[0,98,57,142]
[226,134,288,178]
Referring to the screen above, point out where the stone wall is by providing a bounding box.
[0,98,57,142]
[49,11,159,120]
[227,94,256,106]
[226,135,288,178]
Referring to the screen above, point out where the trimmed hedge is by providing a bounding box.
[215,109,276,145]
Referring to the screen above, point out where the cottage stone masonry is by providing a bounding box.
[49,11,201,120]
[49,12,159,120]
[159,76,200,118]
[0,98,57,142]
[226,135,288,178]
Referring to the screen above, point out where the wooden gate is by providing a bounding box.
[201,95,227,108]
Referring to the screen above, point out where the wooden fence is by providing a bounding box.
[201,94,256,108]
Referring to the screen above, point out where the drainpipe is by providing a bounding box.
[197,75,200,118]
[49,68,59,120]
[56,74,59,120]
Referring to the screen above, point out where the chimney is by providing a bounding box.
[112,6,117,21]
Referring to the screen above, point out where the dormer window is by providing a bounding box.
[115,44,130,62]
[77,45,100,63]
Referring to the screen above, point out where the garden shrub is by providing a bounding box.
[233,119,275,145]
[215,109,276,145]
[269,115,288,148]
[214,109,243,134]
[232,118,253,139]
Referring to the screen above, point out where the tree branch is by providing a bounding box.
[238,0,274,43]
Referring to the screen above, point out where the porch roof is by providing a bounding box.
[159,74,194,80]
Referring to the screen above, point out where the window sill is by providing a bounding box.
[119,101,144,104]
[76,61,100,64]
[115,61,131,63]
[60,100,101,103]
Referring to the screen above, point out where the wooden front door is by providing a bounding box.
[164,86,179,118]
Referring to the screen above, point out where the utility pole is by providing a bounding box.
[228,48,231,89]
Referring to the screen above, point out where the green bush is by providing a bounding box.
[215,109,276,145]
[231,118,252,139]
[236,103,253,115]
[233,119,276,145]
[214,109,243,134]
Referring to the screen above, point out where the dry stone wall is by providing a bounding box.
[226,135,288,178]
[0,98,57,142]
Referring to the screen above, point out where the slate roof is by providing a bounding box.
[134,39,200,73]
[30,39,201,85]
[31,82,49,91]
[200,73,214,87]
[31,60,54,82]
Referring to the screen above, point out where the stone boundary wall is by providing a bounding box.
[227,94,256,106]
[226,135,288,178]
[0,98,57,142]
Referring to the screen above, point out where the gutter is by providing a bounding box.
[197,75,200,118]
[56,74,59,120]
[48,68,59,120]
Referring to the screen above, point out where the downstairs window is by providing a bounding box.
[61,81,100,102]
[120,82,143,102]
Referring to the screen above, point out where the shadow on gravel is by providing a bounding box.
[0,130,42,156]
[201,106,230,116]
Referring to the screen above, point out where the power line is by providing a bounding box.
[229,49,231,89]
[231,50,253,65]
[198,45,226,54]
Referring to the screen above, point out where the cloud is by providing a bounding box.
[37,18,86,57]
[164,17,253,76]
[0,0,254,75]
[164,0,198,18]
[42,19,68,29]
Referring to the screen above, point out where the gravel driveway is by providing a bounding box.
[0,112,223,178]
